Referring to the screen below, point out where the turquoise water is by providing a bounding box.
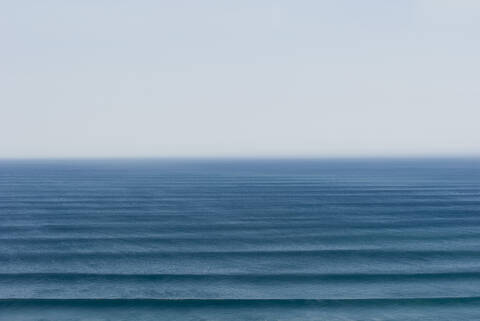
[0,159,479,320]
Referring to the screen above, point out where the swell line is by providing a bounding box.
[2,249,480,260]
[1,272,479,282]
[1,297,479,308]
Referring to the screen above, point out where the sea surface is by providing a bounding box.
[0,159,479,320]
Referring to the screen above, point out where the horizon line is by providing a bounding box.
[1,154,480,161]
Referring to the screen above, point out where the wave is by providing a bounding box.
[2,230,480,243]
[1,297,479,308]
[1,272,480,282]
[2,249,480,260]
[2,220,480,231]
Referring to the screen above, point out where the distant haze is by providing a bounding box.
[1,1,479,158]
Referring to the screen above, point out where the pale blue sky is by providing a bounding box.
[1,1,479,158]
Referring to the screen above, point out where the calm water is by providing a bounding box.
[0,159,479,320]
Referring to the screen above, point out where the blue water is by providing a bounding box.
[0,159,479,320]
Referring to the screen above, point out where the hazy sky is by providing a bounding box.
[1,0,479,158]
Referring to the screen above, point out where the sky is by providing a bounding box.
[1,0,479,158]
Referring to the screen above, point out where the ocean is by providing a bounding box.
[0,159,479,320]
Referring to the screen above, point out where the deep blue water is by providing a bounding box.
[0,159,479,320]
